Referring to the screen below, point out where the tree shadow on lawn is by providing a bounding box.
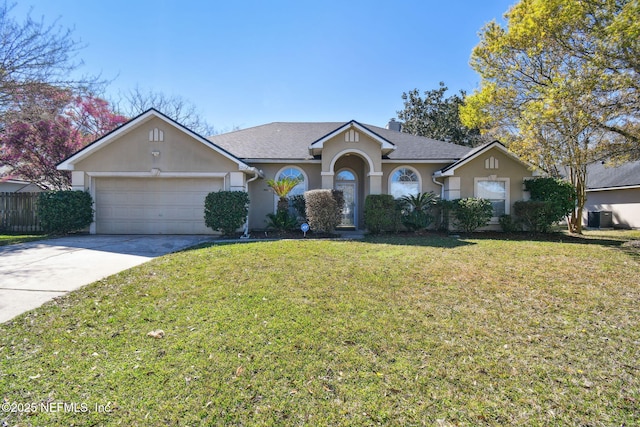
[178,230,640,256]
[363,232,476,249]
[364,230,640,256]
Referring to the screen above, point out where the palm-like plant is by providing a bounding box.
[401,192,437,212]
[400,191,438,231]
[267,177,301,214]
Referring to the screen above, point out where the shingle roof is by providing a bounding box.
[208,121,472,161]
[587,160,640,189]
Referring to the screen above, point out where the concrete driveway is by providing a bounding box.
[0,235,215,324]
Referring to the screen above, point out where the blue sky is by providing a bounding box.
[13,1,514,132]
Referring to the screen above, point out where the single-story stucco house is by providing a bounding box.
[584,160,640,229]
[57,109,538,234]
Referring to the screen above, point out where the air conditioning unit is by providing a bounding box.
[587,211,613,228]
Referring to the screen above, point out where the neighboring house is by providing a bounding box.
[584,160,640,229]
[57,109,537,234]
[0,167,43,193]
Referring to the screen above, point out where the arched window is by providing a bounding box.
[389,167,420,199]
[336,170,356,181]
[276,167,306,197]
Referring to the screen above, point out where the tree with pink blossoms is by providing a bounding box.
[0,86,126,189]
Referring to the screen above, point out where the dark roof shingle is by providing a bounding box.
[587,160,640,189]
[208,121,472,161]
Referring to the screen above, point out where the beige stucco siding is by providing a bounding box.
[248,163,322,230]
[320,132,382,174]
[74,117,240,173]
[585,188,640,229]
[449,148,534,207]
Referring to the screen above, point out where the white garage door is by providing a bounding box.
[95,178,223,234]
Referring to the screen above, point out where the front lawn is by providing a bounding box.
[0,234,46,246]
[1,233,638,425]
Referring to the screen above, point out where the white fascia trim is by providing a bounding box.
[57,109,252,172]
[309,121,395,152]
[87,171,229,178]
[241,159,322,164]
[586,184,640,192]
[383,159,459,164]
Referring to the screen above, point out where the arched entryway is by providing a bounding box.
[332,153,368,229]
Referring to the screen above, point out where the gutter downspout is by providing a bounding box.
[432,174,444,199]
[432,174,445,229]
[241,167,263,239]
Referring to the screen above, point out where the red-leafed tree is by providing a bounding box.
[0,86,126,189]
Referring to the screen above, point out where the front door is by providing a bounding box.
[336,170,357,228]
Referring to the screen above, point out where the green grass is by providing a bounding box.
[1,231,639,426]
[0,234,46,246]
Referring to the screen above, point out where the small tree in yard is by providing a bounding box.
[452,198,493,233]
[304,189,343,234]
[266,177,301,214]
[37,191,93,234]
[204,191,249,236]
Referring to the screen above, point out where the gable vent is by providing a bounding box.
[149,128,164,142]
[345,129,360,142]
[485,156,499,169]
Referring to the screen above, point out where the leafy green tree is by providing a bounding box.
[460,0,639,233]
[397,82,485,147]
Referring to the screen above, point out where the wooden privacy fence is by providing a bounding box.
[0,192,42,233]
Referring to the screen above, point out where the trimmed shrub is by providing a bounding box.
[204,191,249,236]
[513,200,555,233]
[499,214,521,232]
[265,211,298,231]
[451,197,493,232]
[290,194,307,220]
[364,194,402,234]
[520,177,576,232]
[331,190,344,222]
[304,189,343,233]
[435,199,455,231]
[37,190,94,234]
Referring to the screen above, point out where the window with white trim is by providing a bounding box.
[475,177,510,218]
[276,167,306,197]
[390,167,420,199]
[274,167,307,215]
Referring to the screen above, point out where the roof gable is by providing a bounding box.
[308,120,395,156]
[57,109,253,172]
[434,140,534,176]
